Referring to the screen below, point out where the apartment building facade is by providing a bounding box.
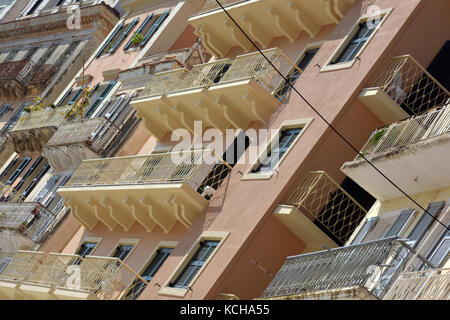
[0,0,448,301]
[0,1,120,253]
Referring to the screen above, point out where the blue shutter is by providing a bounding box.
[140,10,171,47]
[68,89,83,106]
[0,159,18,180]
[123,14,154,51]
[96,22,125,58]
[0,104,11,118]
[351,217,379,245]
[57,89,72,107]
[84,81,117,119]
[6,157,32,185]
[21,163,50,199]
[384,209,414,238]
[12,156,44,191]
[108,18,140,54]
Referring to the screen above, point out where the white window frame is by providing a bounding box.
[321,8,392,72]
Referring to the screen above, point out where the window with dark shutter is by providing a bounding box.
[351,217,379,245]
[252,128,302,173]
[54,40,81,69]
[384,209,415,238]
[111,244,134,261]
[11,156,44,192]
[3,50,18,63]
[407,201,445,247]
[140,10,171,47]
[76,242,97,258]
[6,157,31,185]
[26,0,44,15]
[0,103,12,118]
[96,22,125,58]
[21,163,50,200]
[84,81,117,119]
[123,14,154,51]
[331,20,380,64]
[67,88,83,106]
[427,230,450,268]
[0,158,18,181]
[107,18,140,54]
[125,248,173,300]
[276,47,320,100]
[35,44,58,69]
[171,240,219,289]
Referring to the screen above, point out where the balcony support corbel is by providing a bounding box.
[267,7,299,43]
[141,196,177,233]
[101,197,135,232]
[158,96,185,133]
[172,103,196,134]
[195,25,229,58]
[123,197,156,232]
[165,194,194,228]
[322,0,341,23]
[242,91,273,124]
[289,1,321,38]
[195,96,229,132]
[224,19,252,53]
[241,14,272,49]
[87,198,117,231]
[215,95,249,129]
[64,198,98,230]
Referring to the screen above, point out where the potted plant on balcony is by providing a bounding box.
[131,33,145,47]
[370,128,387,146]
[64,87,93,121]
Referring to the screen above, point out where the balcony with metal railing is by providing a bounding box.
[342,104,450,200]
[260,237,433,300]
[57,150,232,232]
[359,55,450,123]
[189,0,356,57]
[274,171,367,249]
[0,250,148,300]
[383,268,450,300]
[8,106,71,154]
[0,202,56,251]
[131,48,298,140]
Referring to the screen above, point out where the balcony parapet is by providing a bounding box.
[131,48,299,140]
[341,105,450,200]
[0,202,55,245]
[0,250,147,300]
[260,237,432,300]
[384,268,450,300]
[57,150,232,232]
[359,55,450,123]
[277,171,367,246]
[189,0,356,57]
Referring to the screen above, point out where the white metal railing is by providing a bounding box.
[260,238,431,299]
[196,0,250,15]
[0,250,148,300]
[139,48,300,101]
[356,104,450,160]
[384,268,449,300]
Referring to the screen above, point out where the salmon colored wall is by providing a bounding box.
[169,25,199,51]
[39,212,82,253]
[140,0,427,300]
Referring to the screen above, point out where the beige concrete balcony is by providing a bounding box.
[342,105,450,201]
[57,150,231,232]
[9,106,71,154]
[0,202,56,252]
[359,55,450,123]
[131,48,298,140]
[189,0,356,57]
[275,171,367,248]
[260,237,429,300]
[0,251,147,300]
[384,268,450,300]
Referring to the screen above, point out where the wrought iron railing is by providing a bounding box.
[196,0,250,15]
[0,202,55,243]
[0,250,148,300]
[284,171,367,245]
[384,268,449,300]
[369,55,450,115]
[62,150,232,197]
[261,238,424,299]
[355,104,450,160]
[139,48,300,101]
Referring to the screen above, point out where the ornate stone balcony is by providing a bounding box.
[57,150,232,232]
[359,55,450,123]
[274,171,367,248]
[189,0,356,57]
[9,106,71,154]
[0,202,56,252]
[131,48,298,140]
[0,250,147,300]
[0,60,37,99]
[260,237,431,300]
[342,105,450,200]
